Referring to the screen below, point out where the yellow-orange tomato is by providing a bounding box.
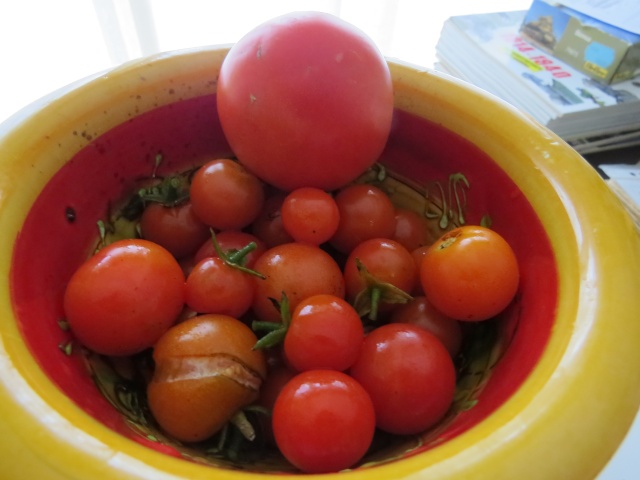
[420,226,519,321]
[147,314,267,442]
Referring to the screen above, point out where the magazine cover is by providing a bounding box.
[446,11,640,116]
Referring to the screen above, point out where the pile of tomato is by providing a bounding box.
[61,11,520,474]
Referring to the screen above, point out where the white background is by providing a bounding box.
[0,0,532,123]
[0,1,637,478]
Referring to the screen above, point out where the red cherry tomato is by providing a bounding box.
[350,323,456,435]
[272,370,375,473]
[251,193,294,248]
[252,243,345,322]
[190,158,265,230]
[185,256,255,318]
[329,184,396,254]
[217,11,394,191]
[390,296,462,357]
[281,187,340,245]
[63,239,185,356]
[139,201,210,259]
[256,365,298,446]
[392,208,430,252]
[343,238,418,304]
[420,225,519,321]
[284,294,364,372]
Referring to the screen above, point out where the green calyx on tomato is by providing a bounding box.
[352,258,413,323]
[252,292,291,350]
[121,169,194,221]
[207,229,266,279]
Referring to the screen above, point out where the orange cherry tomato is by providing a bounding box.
[420,225,519,321]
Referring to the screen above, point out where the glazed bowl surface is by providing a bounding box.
[1,46,640,480]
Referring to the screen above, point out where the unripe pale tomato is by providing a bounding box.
[147,314,267,443]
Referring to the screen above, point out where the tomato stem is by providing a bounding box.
[209,229,266,279]
[352,259,413,323]
[369,286,381,322]
[252,292,291,350]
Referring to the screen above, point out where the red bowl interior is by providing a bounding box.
[10,93,557,466]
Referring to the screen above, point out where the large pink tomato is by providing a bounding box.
[217,11,394,191]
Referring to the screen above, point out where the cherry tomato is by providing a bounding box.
[284,294,364,372]
[217,11,394,191]
[256,365,298,446]
[194,230,267,268]
[350,323,456,435]
[63,239,185,356]
[420,225,519,321]
[139,201,210,259]
[344,238,418,304]
[252,243,345,322]
[147,314,267,442]
[390,296,462,357]
[251,193,294,248]
[190,158,265,230]
[392,208,430,252]
[185,256,255,318]
[272,370,375,473]
[329,184,396,254]
[281,187,340,245]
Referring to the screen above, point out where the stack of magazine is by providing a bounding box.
[435,10,640,154]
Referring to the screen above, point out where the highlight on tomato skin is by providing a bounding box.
[419,225,520,321]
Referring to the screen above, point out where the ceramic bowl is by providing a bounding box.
[1,46,640,480]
